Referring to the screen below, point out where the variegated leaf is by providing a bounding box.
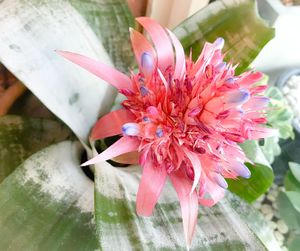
[0,115,73,183]
[94,162,280,250]
[173,0,275,74]
[0,141,97,250]
[0,0,134,142]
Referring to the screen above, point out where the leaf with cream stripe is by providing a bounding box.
[0,141,97,251]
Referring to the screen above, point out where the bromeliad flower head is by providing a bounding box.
[58,17,274,248]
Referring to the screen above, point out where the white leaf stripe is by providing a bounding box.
[94,163,272,250]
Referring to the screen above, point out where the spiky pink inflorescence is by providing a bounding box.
[58,17,274,248]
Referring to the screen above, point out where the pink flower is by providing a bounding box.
[58,17,274,248]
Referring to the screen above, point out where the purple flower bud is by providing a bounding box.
[156,128,163,138]
[140,86,149,96]
[143,117,150,122]
[213,173,228,189]
[122,123,140,136]
[214,37,224,50]
[251,97,270,108]
[225,77,234,84]
[231,163,251,179]
[226,89,250,104]
[141,52,153,75]
[259,97,270,104]
[216,62,226,71]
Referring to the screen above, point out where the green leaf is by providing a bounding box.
[69,0,135,72]
[173,0,274,74]
[227,140,274,202]
[227,163,274,203]
[277,192,300,251]
[228,193,281,251]
[277,191,300,230]
[0,115,73,183]
[285,191,300,213]
[0,141,98,250]
[284,170,300,193]
[94,163,279,250]
[289,162,300,183]
[0,0,133,142]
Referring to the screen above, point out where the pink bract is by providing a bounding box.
[58,17,274,248]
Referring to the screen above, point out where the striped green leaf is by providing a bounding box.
[285,170,300,194]
[0,141,97,251]
[173,0,275,74]
[0,0,133,142]
[69,0,135,72]
[0,115,73,183]
[94,163,280,250]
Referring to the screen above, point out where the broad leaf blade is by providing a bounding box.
[285,170,300,193]
[228,193,281,251]
[0,115,73,183]
[277,191,300,230]
[173,0,275,74]
[285,191,300,213]
[94,163,278,250]
[289,162,300,183]
[69,0,135,72]
[0,141,97,250]
[227,140,274,202]
[0,0,119,142]
[277,192,300,251]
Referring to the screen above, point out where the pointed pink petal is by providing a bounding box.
[82,137,139,166]
[182,148,202,194]
[170,168,198,249]
[167,29,186,80]
[112,151,139,164]
[91,109,136,140]
[199,178,225,207]
[250,85,268,95]
[136,17,174,70]
[57,51,132,90]
[129,28,157,71]
[237,71,263,87]
[193,42,214,75]
[243,97,269,110]
[249,127,278,140]
[136,161,167,216]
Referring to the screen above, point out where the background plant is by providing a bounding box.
[277,162,300,251]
